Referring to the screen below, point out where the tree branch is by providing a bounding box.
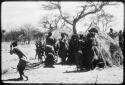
[76,5,87,21]
[58,6,73,25]
[76,2,109,22]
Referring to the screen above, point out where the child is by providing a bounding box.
[10,41,28,80]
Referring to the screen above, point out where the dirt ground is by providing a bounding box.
[1,42,123,84]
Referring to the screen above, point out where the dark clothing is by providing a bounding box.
[82,38,94,69]
[44,35,56,67]
[108,32,115,39]
[119,33,124,51]
[44,53,55,67]
[46,37,55,46]
[58,38,68,64]
[67,35,84,64]
[44,45,55,67]
[68,38,79,64]
[45,45,55,56]
[35,41,44,61]
[17,59,26,75]
[59,38,67,51]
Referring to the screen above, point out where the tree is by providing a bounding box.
[42,1,116,34]
[94,11,114,32]
[39,14,65,33]
[18,24,35,44]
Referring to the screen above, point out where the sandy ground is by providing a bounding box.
[1,42,123,84]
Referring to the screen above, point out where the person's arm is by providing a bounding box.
[23,53,27,59]
[17,48,28,60]
[10,43,13,54]
[10,48,13,55]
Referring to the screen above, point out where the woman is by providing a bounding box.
[44,32,56,67]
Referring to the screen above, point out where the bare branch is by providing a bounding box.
[57,5,73,25]
[76,5,88,21]
[42,4,57,10]
[76,2,109,22]
[41,1,117,34]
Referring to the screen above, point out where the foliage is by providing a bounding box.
[39,14,65,33]
[2,24,41,42]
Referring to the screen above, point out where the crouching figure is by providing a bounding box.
[44,45,55,67]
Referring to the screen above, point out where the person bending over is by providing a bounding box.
[10,42,28,80]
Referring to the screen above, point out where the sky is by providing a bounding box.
[1,1,124,32]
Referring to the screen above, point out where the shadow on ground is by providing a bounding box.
[64,69,90,73]
[2,78,25,81]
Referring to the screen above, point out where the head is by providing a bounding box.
[79,34,83,40]
[48,32,52,37]
[119,30,122,34]
[89,27,98,33]
[88,28,98,38]
[12,41,18,47]
[10,41,17,54]
[87,32,95,39]
[71,34,79,41]
[110,28,113,32]
[61,33,65,38]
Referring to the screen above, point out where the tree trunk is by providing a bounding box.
[73,21,77,34]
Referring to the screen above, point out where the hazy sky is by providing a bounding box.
[1,1,124,32]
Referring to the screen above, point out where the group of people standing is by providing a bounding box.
[35,28,105,71]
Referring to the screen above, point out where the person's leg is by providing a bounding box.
[48,53,55,67]
[60,57,63,64]
[17,61,23,79]
[22,61,28,80]
[23,74,28,80]
[35,52,38,59]
[38,52,41,62]
[22,69,28,80]
[35,49,38,59]
[62,52,67,64]
[19,68,28,80]
[60,51,66,64]
[18,67,23,80]
[40,52,43,63]
[41,52,44,63]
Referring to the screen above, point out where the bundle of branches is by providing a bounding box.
[25,62,43,70]
[86,28,123,68]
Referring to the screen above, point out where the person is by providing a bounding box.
[75,34,85,71]
[118,30,124,53]
[44,32,55,67]
[35,38,44,63]
[67,34,80,65]
[108,28,115,39]
[46,32,55,45]
[82,27,104,70]
[10,41,28,80]
[91,28,105,68]
[58,33,68,64]
[10,40,18,52]
[35,39,39,59]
